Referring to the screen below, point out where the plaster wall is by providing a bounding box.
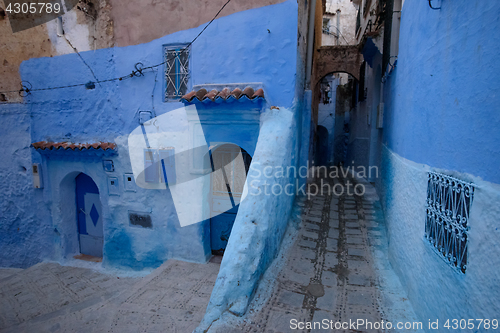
[109,0,287,47]
[377,145,500,325]
[0,0,299,268]
[382,0,500,184]
[0,104,53,268]
[347,50,382,181]
[374,0,500,324]
[0,0,283,101]
[0,0,113,102]
[196,105,298,331]
[296,0,309,188]
[322,0,358,46]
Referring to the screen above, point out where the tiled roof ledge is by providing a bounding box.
[192,82,264,92]
[181,83,265,104]
[31,141,117,158]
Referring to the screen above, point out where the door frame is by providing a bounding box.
[207,143,252,254]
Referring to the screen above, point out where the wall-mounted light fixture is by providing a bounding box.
[139,111,153,125]
[32,163,43,189]
[56,17,64,36]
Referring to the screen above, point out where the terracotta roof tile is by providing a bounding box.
[181,86,265,103]
[242,87,254,98]
[32,141,116,151]
[195,89,208,101]
[217,88,231,100]
[205,89,218,101]
[253,88,264,99]
[231,88,242,100]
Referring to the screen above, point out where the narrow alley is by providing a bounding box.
[0,174,421,333]
[1,0,499,331]
[205,173,421,332]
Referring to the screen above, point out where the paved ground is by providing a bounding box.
[207,174,421,332]
[0,259,220,332]
[1,174,420,333]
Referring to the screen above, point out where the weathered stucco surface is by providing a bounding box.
[382,0,500,184]
[313,45,363,84]
[0,0,114,101]
[109,0,288,47]
[196,105,298,331]
[1,0,299,270]
[322,0,358,46]
[0,7,54,103]
[375,0,500,323]
[0,0,284,102]
[0,104,53,268]
[377,146,500,325]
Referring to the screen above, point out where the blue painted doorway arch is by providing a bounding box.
[76,173,103,257]
[209,145,252,255]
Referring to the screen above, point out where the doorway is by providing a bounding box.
[209,144,251,255]
[75,173,103,258]
[316,125,329,166]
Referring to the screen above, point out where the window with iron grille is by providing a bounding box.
[164,45,190,100]
[425,172,474,273]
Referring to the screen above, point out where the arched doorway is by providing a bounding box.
[75,173,103,258]
[315,125,329,166]
[208,144,252,255]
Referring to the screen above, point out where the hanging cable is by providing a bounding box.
[0,0,232,97]
[322,25,350,45]
[64,35,101,86]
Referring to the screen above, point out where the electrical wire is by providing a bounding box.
[0,0,232,97]
[322,26,350,45]
[64,35,101,86]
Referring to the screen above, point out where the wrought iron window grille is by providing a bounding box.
[164,45,190,101]
[425,171,474,273]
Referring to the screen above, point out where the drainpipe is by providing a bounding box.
[382,0,394,74]
[305,0,317,89]
[336,9,340,45]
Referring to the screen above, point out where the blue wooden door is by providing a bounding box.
[76,173,103,257]
[209,145,251,255]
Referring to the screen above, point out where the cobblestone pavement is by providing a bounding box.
[208,174,421,333]
[1,174,419,333]
[0,259,220,332]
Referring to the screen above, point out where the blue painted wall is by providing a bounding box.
[197,105,299,331]
[382,0,500,184]
[20,0,298,146]
[0,0,300,269]
[0,104,54,268]
[375,0,500,327]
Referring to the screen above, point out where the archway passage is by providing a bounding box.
[209,144,252,255]
[75,173,103,258]
[313,45,363,85]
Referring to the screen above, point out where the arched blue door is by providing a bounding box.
[76,173,103,257]
[209,145,251,255]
